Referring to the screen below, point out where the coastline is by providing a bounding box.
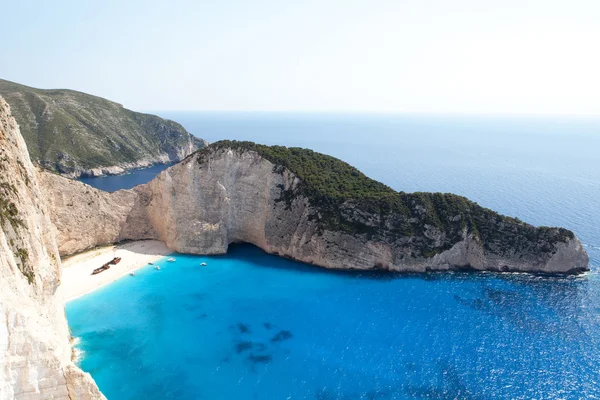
[59,240,172,302]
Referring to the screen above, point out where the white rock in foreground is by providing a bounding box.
[0,97,104,399]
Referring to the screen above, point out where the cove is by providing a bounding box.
[78,163,174,192]
[66,244,600,399]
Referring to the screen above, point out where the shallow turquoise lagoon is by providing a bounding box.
[67,244,600,399]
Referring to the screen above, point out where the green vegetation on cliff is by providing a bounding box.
[0,79,207,176]
[197,141,574,259]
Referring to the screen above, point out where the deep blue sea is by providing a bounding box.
[79,163,175,192]
[70,113,600,399]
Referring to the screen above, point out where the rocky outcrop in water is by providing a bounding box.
[41,142,589,274]
[0,79,207,178]
[0,97,103,399]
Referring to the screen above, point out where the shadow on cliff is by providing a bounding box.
[218,243,589,284]
[219,243,404,281]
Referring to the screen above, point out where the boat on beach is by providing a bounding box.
[92,263,111,275]
[91,256,122,275]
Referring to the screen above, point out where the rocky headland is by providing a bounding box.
[41,141,589,274]
[0,79,207,178]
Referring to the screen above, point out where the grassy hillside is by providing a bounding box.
[0,79,206,175]
[198,141,574,258]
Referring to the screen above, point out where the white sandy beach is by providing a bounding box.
[59,240,172,302]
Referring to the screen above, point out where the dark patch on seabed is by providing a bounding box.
[190,292,206,301]
[454,286,547,332]
[235,341,254,353]
[247,354,272,364]
[271,329,293,342]
[237,323,250,333]
[453,295,486,311]
[234,340,267,354]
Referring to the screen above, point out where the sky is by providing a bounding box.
[2,0,599,114]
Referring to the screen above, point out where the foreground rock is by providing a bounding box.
[41,142,589,274]
[0,79,207,178]
[0,97,103,399]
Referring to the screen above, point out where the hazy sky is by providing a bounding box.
[3,0,599,114]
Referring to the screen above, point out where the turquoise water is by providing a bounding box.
[67,245,600,399]
[69,114,600,398]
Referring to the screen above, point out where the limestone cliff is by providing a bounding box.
[41,142,589,274]
[0,97,103,399]
[0,79,207,178]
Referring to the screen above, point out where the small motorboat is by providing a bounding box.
[201,262,207,266]
[130,272,135,276]
[167,257,176,262]
[155,266,161,270]
[148,262,154,265]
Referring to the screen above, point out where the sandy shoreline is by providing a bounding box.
[59,240,172,302]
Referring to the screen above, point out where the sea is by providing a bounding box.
[68,113,600,399]
[79,163,176,192]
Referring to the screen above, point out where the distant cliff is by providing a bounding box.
[0,97,103,399]
[0,79,207,178]
[41,141,589,274]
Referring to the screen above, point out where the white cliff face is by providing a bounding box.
[136,149,588,274]
[41,147,588,274]
[39,172,156,257]
[0,97,103,399]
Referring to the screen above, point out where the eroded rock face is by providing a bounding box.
[0,97,103,399]
[139,149,589,274]
[39,172,156,256]
[42,147,589,274]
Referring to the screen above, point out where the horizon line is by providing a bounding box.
[147,109,600,119]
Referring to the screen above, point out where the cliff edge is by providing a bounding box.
[41,141,589,274]
[0,97,103,399]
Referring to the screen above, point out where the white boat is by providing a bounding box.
[130,272,135,276]
[155,266,161,270]
[167,257,176,262]
[201,262,207,266]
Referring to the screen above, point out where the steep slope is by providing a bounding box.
[0,79,207,177]
[0,97,103,398]
[40,141,589,274]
